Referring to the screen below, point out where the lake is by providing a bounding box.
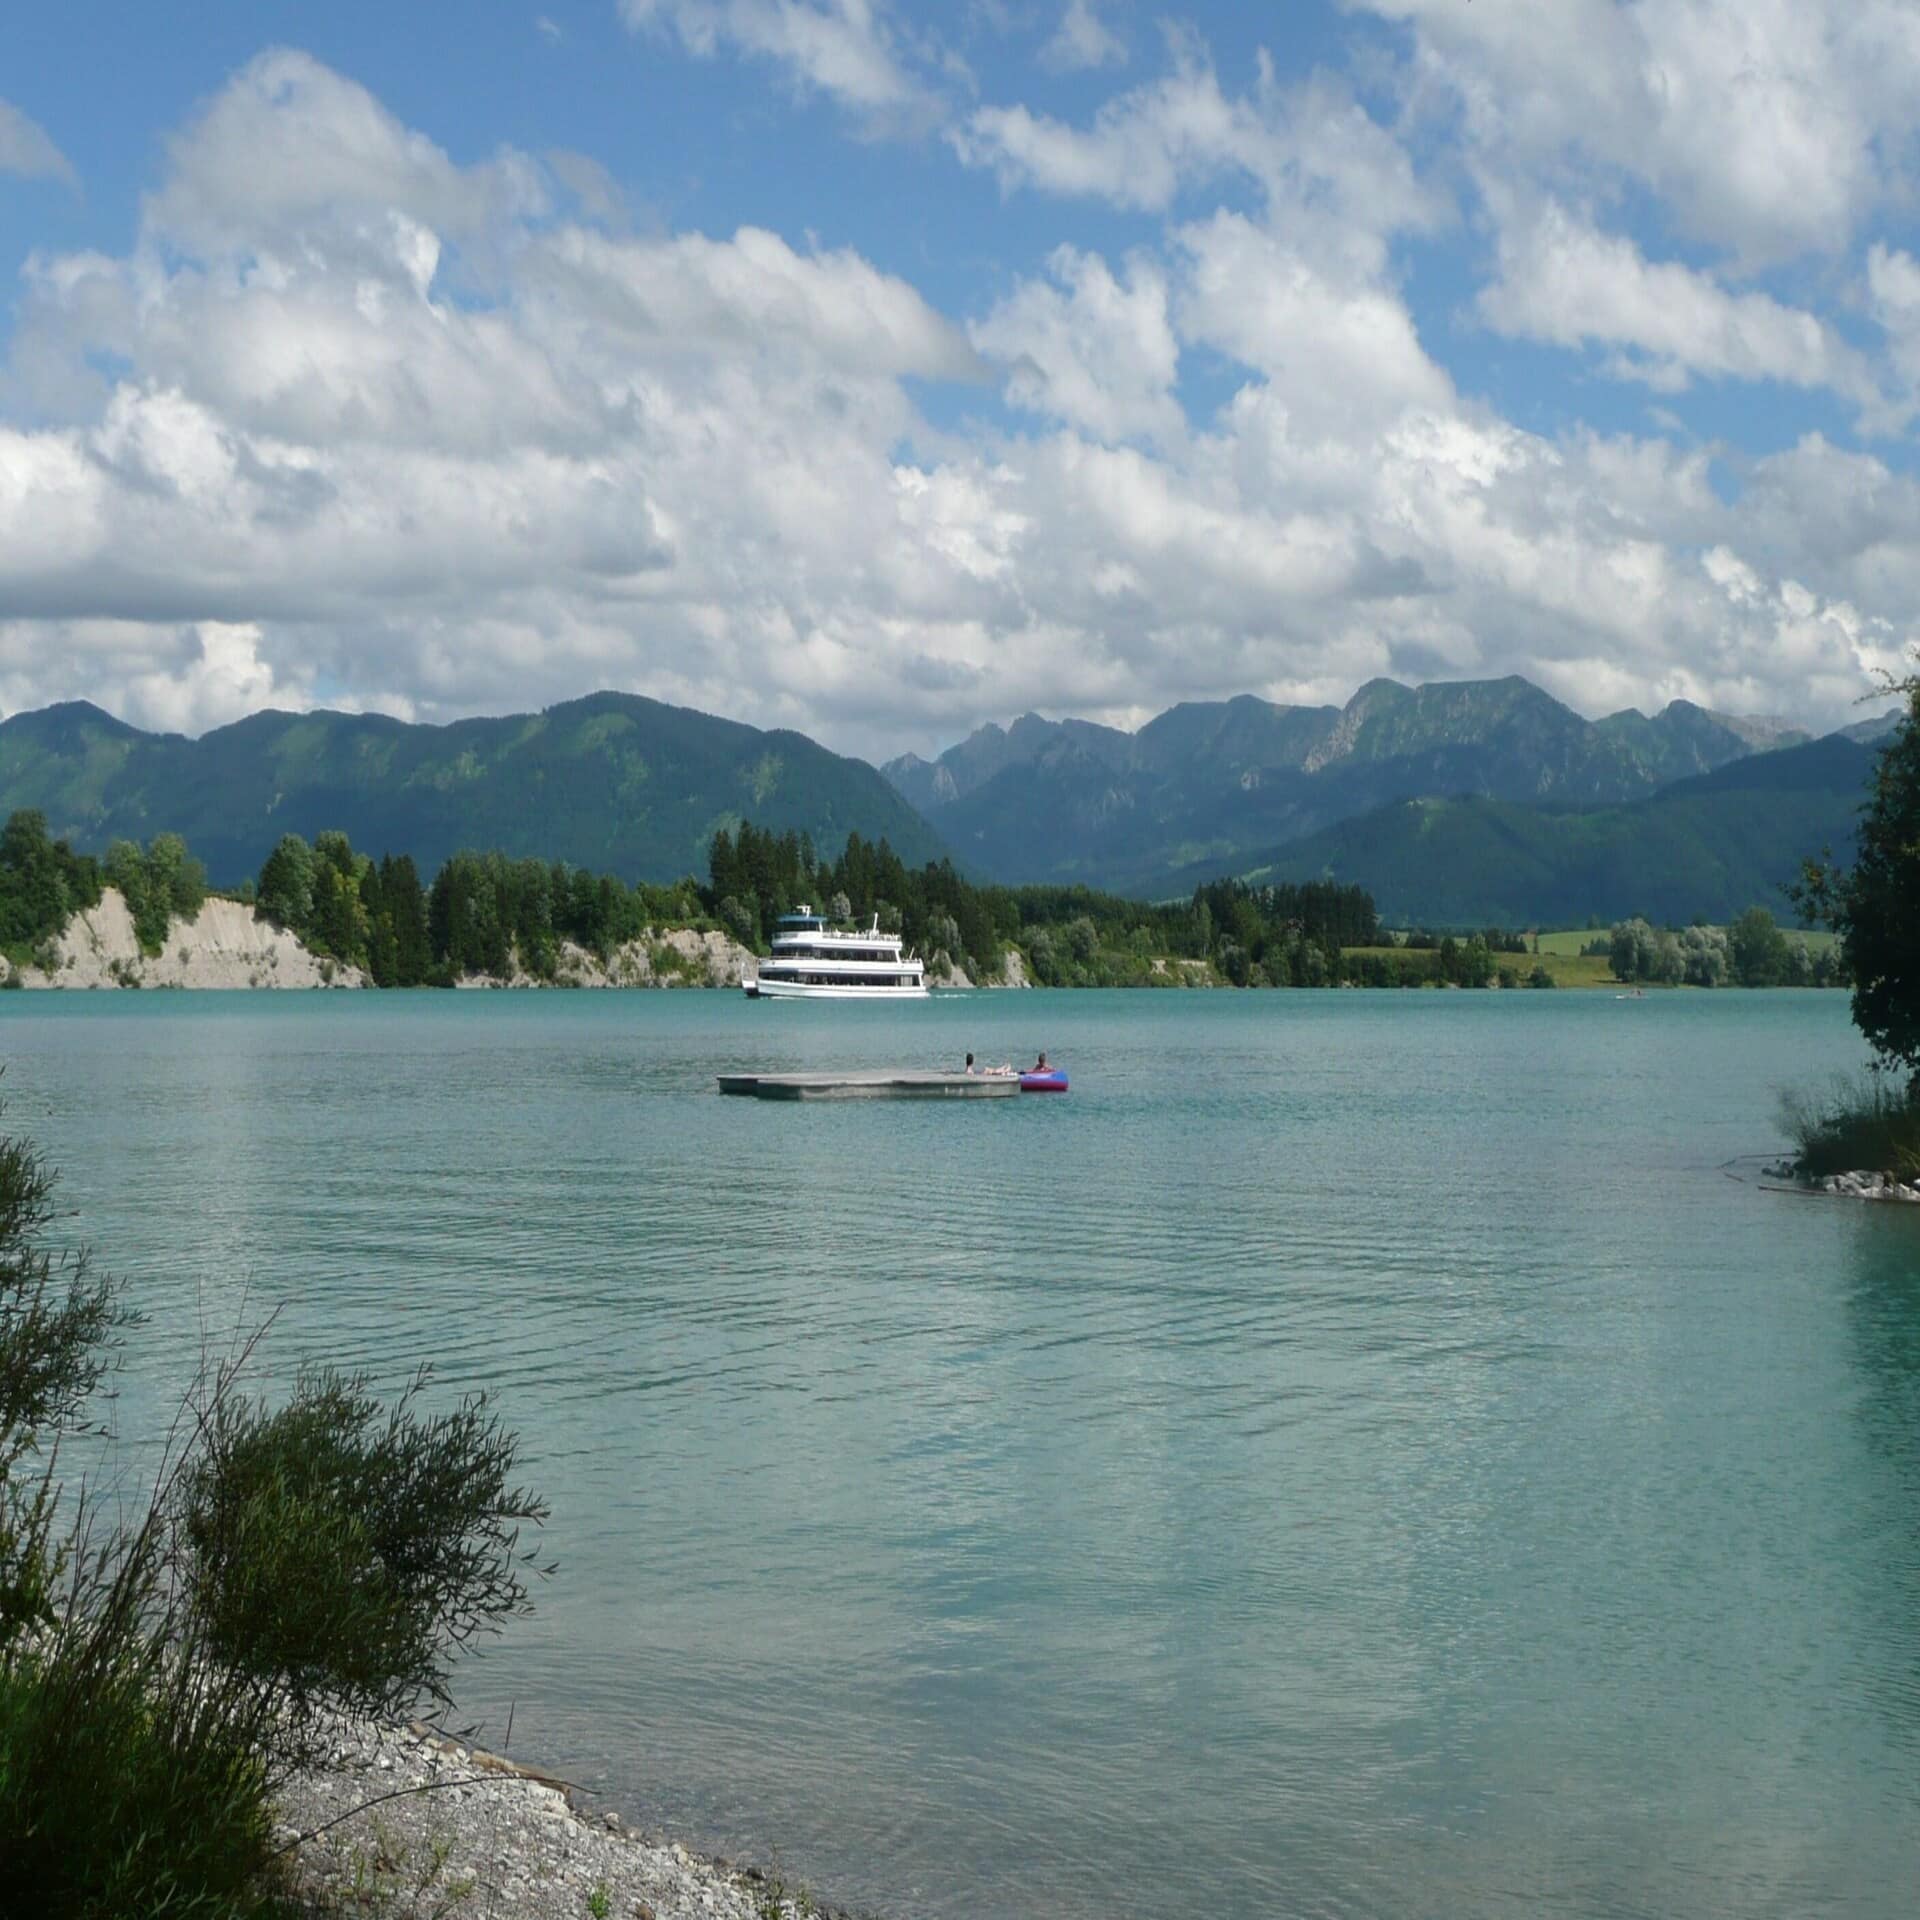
[4,988,1917,1918]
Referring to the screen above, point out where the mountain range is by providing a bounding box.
[881,676,1831,894]
[1188,733,1879,928]
[0,675,1896,922]
[0,692,942,887]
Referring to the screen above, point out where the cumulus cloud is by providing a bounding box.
[2,45,1916,757]
[1479,198,1877,407]
[149,49,543,259]
[1354,0,1920,267]
[0,98,75,186]
[971,246,1181,444]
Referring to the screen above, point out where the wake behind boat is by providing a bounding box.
[743,905,927,1000]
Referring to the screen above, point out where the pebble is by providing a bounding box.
[275,1716,829,1920]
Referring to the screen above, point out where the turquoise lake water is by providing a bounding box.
[3,989,1917,1918]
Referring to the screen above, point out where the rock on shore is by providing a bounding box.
[994,949,1031,989]
[1815,1169,1920,1203]
[279,1719,819,1920]
[454,929,754,989]
[12,889,367,989]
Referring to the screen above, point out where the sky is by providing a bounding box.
[1,0,1918,759]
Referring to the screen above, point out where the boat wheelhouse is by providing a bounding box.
[744,906,927,1000]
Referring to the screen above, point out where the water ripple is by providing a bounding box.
[4,989,1917,1918]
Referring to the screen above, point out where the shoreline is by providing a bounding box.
[1762,1159,1920,1203]
[280,1716,863,1920]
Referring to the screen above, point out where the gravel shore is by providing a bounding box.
[278,1719,835,1920]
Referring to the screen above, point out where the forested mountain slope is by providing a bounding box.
[1190,734,1882,927]
[0,692,945,886]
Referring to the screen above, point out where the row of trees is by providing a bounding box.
[709,822,1385,987]
[21,803,1882,1001]
[0,812,205,965]
[252,831,708,985]
[1606,908,1844,988]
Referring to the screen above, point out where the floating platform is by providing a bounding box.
[718,1070,1023,1100]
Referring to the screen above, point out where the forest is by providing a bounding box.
[3,810,1384,988]
[709,822,1381,987]
[4,807,1860,994]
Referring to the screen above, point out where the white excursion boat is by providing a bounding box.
[743,906,927,1001]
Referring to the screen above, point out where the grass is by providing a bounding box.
[336,1819,475,1918]
[1341,945,1618,987]
[746,1861,816,1920]
[1779,1073,1920,1180]
[1527,951,1617,988]
[1531,924,1837,956]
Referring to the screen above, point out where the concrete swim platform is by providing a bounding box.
[717,1070,1022,1100]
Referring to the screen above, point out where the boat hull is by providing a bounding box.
[746,978,927,1000]
[718,1071,1016,1098]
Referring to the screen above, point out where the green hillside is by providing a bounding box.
[1194,735,1879,927]
[0,693,946,887]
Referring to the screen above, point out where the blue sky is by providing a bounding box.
[1,1,1916,754]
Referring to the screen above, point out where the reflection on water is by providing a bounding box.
[4,989,1918,1919]
[1843,1219,1920,1750]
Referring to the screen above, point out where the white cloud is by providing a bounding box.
[0,98,75,186]
[150,48,544,260]
[1867,245,1920,427]
[1479,198,1876,406]
[3,48,1917,756]
[1176,210,1451,434]
[1040,0,1126,74]
[536,223,982,380]
[955,42,1438,237]
[971,245,1181,444]
[1355,0,1920,266]
[618,0,924,114]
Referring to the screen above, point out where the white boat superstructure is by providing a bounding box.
[744,906,927,1000]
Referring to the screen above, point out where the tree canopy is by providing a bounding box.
[1801,674,1920,1078]
[0,812,102,962]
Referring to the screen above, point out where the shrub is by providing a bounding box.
[1778,1073,1920,1181]
[0,1121,549,1916]
[184,1367,550,1736]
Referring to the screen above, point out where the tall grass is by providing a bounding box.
[1778,1073,1920,1180]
